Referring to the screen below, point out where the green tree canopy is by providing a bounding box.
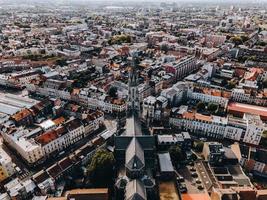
[262,130,267,138]
[169,145,185,165]
[263,79,267,89]
[194,141,204,152]
[56,58,67,67]
[87,149,115,187]
[230,36,243,46]
[108,86,118,98]
[227,80,236,89]
[196,101,206,111]
[240,35,249,43]
[108,34,132,45]
[207,103,219,113]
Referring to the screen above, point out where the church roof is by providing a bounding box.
[125,138,145,171]
[115,135,155,151]
[125,114,143,136]
[125,179,147,200]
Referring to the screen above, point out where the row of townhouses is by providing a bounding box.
[1,113,104,165]
[169,105,265,145]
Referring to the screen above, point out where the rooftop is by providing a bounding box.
[158,153,174,173]
[35,130,60,146]
[228,102,267,119]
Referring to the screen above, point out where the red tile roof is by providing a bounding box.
[228,102,267,119]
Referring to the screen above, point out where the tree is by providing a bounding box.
[194,141,204,152]
[108,86,118,98]
[230,36,243,46]
[169,145,185,165]
[87,149,115,187]
[262,130,267,138]
[160,44,168,53]
[261,139,267,148]
[240,35,249,43]
[227,80,236,89]
[207,103,218,113]
[196,101,205,111]
[256,41,267,47]
[56,58,67,67]
[125,35,132,43]
[263,79,267,89]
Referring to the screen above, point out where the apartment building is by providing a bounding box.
[1,114,103,165]
[243,114,264,145]
[161,81,189,106]
[231,89,267,106]
[169,106,265,145]
[27,83,126,113]
[0,148,15,182]
[142,96,157,119]
[187,90,229,108]
[164,56,198,81]
[1,127,45,164]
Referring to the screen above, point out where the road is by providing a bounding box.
[104,118,117,132]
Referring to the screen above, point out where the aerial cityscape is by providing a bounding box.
[0,0,266,200]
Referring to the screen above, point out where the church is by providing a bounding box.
[114,55,157,200]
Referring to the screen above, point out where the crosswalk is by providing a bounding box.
[19,171,32,180]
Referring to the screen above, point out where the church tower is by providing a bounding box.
[128,56,140,116]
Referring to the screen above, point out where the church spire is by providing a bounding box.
[128,56,139,87]
[127,55,140,116]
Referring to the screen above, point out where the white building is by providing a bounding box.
[169,106,265,145]
[27,84,126,113]
[231,89,250,102]
[243,114,265,145]
[4,178,36,200]
[1,113,103,165]
[187,91,229,108]
[142,96,157,119]
[161,82,190,106]
[174,56,197,81]
[0,147,15,180]
[1,127,44,164]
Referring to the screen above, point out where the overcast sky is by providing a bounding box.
[1,0,267,4]
[0,0,267,3]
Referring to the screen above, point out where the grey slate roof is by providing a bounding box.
[115,135,155,151]
[158,152,174,173]
[125,115,142,136]
[125,138,145,171]
[125,179,147,200]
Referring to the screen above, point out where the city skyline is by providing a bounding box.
[0,1,266,200]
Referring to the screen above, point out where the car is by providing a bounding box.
[191,172,198,178]
[15,167,23,175]
[176,175,185,183]
[190,167,196,172]
[196,179,202,184]
[198,185,204,190]
[178,183,188,193]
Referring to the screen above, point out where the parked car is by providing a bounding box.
[15,167,22,175]
[195,179,202,184]
[176,175,185,183]
[191,172,198,178]
[178,183,188,193]
[198,185,204,190]
[190,167,196,172]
